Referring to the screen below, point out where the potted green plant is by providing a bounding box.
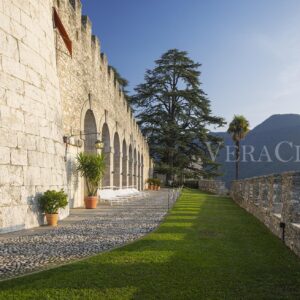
[146,178,153,190]
[155,178,161,190]
[39,190,68,226]
[76,152,106,209]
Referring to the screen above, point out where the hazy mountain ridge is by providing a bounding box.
[214,114,300,186]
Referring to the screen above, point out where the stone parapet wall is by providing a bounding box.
[230,172,300,257]
[198,180,227,195]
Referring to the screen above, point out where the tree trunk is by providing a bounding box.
[166,172,172,186]
[235,140,240,180]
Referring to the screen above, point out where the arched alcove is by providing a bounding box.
[134,148,137,188]
[101,123,111,187]
[84,109,97,154]
[122,140,127,187]
[138,151,141,190]
[128,145,133,187]
[83,110,97,197]
[113,132,121,188]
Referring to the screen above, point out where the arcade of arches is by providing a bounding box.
[83,110,147,190]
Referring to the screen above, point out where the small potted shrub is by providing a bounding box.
[152,178,158,191]
[76,152,106,209]
[39,190,68,226]
[155,178,161,190]
[146,178,154,190]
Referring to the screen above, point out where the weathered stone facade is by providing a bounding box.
[231,172,300,257]
[0,0,152,233]
[198,179,227,195]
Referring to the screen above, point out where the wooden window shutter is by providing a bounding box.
[53,7,72,57]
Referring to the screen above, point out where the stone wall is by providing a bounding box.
[0,0,68,233]
[198,179,227,195]
[230,172,300,257]
[0,0,153,233]
[53,0,152,208]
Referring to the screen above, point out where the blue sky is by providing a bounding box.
[82,0,300,131]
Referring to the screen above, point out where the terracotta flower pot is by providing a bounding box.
[46,213,58,226]
[85,196,98,209]
[155,185,159,191]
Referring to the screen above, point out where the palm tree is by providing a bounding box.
[227,115,250,180]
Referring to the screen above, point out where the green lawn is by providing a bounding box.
[1,189,300,299]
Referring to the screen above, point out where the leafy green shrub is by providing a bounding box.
[146,178,154,185]
[39,190,68,214]
[76,152,106,196]
[153,178,161,186]
[147,178,161,186]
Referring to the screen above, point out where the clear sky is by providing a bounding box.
[82,0,300,131]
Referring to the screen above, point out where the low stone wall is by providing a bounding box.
[230,172,300,257]
[198,180,227,195]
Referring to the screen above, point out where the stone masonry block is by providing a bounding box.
[24,113,40,135]
[0,72,25,95]
[28,150,44,167]
[0,29,19,60]
[0,127,18,148]
[6,89,24,109]
[26,67,42,88]
[19,42,45,75]
[1,165,23,186]
[2,0,21,23]
[0,105,24,131]
[0,11,10,33]
[23,166,41,186]
[0,146,10,164]
[17,133,37,151]
[10,17,26,40]
[2,55,26,81]
[20,185,36,206]
[0,86,6,105]
[35,137,46,153]
[11,148,28,166]
[24,82,44,103]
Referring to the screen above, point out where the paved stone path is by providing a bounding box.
[0,190,174,280]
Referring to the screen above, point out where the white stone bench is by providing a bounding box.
[98,188,147,206]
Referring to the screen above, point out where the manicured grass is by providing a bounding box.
[1,189,300,299]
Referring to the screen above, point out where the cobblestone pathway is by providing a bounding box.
[0,190,172,280]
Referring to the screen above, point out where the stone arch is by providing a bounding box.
[113,132,121,188]
[83,109,97,197]
[141,154,144,190]
[80,98,98,134]
[134,148,137,188]
[138,151,141,190]
[101,123,111,187]
[128,145,133,187]
[122,139,127,187]
[83,109,97,154]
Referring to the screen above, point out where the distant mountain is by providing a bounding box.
[214,114,300,187]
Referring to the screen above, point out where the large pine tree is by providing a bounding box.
[131,49,225,183]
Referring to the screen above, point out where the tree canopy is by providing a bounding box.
[227,115,250,179]
[227,115,250,142]
[130,49,225,182]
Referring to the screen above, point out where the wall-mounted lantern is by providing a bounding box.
[95,139,104,150]
[63,131,104,161]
